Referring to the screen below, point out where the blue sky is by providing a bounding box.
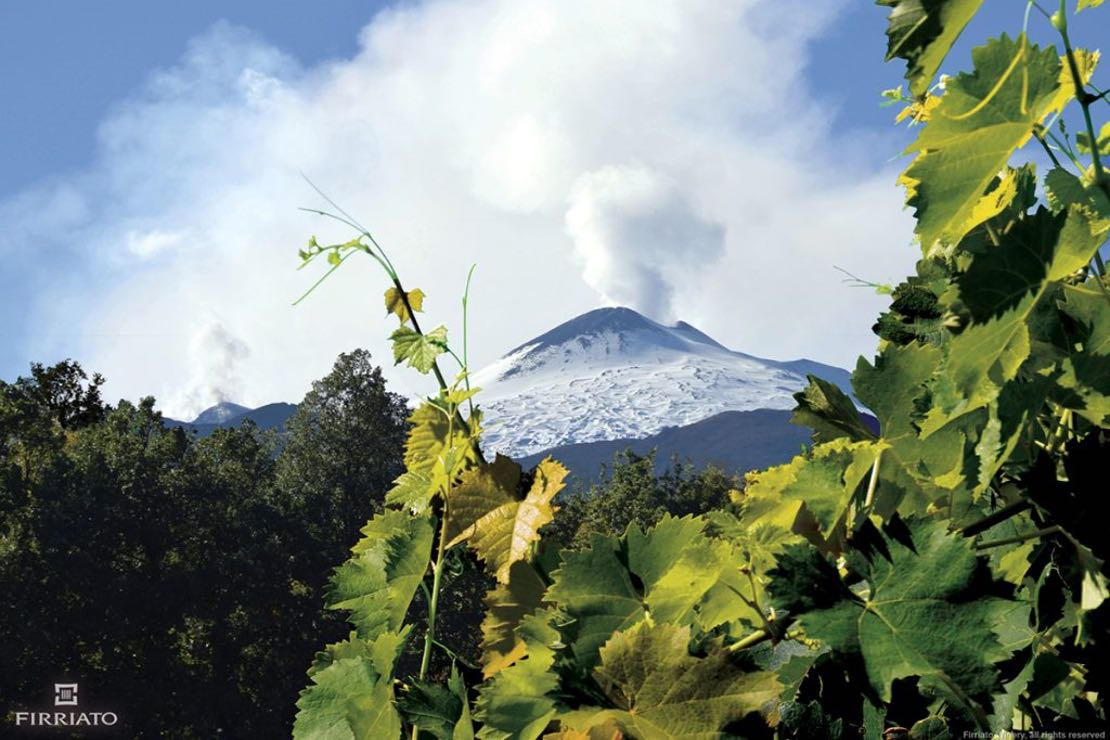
[0,1,1100,416]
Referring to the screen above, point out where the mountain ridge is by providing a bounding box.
[163,307,857,475]
[473,306,853,458]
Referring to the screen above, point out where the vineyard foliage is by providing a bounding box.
[292,1,1109,737]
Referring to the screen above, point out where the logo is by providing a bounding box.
[12,682,119,729]
[53,683,78,707]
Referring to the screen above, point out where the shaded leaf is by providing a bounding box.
[878,0,986,98]
[791,374,876,443]
[790,519,1015,702]
[474,611,562,740]
[480,560,549,677]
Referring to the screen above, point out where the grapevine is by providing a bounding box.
[292,1,1109,736]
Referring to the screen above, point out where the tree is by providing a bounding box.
[276,349,409,565]
[0,355,412,736]
[6,359,107,430]
[550,450,740,548]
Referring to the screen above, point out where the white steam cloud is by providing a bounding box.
[1,1,916,416]
[566,165,725,322]
[168,321,251,420]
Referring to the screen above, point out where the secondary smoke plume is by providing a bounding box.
[565,165,725,322]
[169,321,250,419]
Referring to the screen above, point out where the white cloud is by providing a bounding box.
[125,229,186,259]
[3,0,915,419]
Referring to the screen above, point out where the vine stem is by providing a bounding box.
[974,525,1061,550]
[1056,6,1107,190]
[935,672,991,732]
[1035,132,1064,169]
[418,541,448,678]
[727,627,772,653]
[863,449,882,508]
[959,499,1034,538]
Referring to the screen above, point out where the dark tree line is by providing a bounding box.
[0,351,406,738]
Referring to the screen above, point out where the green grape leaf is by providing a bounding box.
[391,324,448,373]
[779,519,1016,702]
[853,343,974,508]
[1056,283,1110,424]
[878,0,986,98]
[777,701,847,740]
[449,665,476,740]
[480,560,549,677]
[1076,121,1110,156]
[327,510,434,640]
[398,666,474,740]
[384,287,426,323]
[791,374,876,443]
[475,611,562,740]
[873,259,951,346]
[446,456,568,583]
[766,544,850,616]
[1044,167,1110,223]
[295,658,399,739]
[397,680,464,740]
[546,533,645,669]
[955,209,1070,321]
[627,515,755,629]
[925,207,1104,430]
[902,34,1066,251]
[908,717,951,739]
[294,631,408,740]
[548,516,772,668]
[404,403,475,484]
[385,470,434,514]
[557,622,780,739]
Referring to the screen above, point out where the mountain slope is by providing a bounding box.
[474,306,853,458]
[163,402,297,437]
[517,409,811,481]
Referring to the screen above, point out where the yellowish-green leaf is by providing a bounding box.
[902,35,1066,251]
[1076,121,1110,156]
[558,622,780,739]
[385,470,434,515]
[391,324,448,374]
[446,456,568,583]
[1045,167,1110,228]
[404,403,475,484]
[742,438,884,553]
[384,287,426,323]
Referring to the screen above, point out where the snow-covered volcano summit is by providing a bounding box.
[473,307,852,458]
